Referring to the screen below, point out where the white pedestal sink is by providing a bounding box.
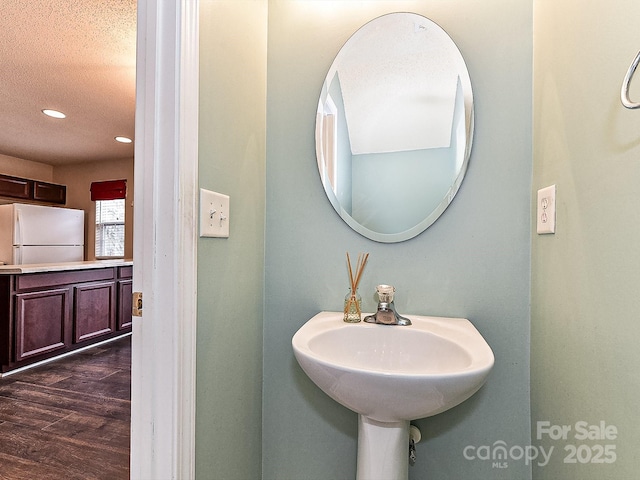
[292,311,494,480]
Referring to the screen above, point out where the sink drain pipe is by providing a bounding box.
[409,425,421,466]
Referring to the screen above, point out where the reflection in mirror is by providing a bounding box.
[316,13,474,243]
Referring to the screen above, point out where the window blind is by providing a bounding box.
[90,179,127,201]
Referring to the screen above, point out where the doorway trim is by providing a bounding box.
[131,0,199,478]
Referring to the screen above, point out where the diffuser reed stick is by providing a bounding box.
[344,252,369,322]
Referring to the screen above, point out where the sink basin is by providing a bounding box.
[293,311,494,479]
[292,311,494,423]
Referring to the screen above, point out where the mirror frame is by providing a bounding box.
[315,13,474,243]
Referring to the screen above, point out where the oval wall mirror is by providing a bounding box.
[315,13,474,243]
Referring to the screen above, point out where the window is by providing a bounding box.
[91,179,127,259]
[95,199,125,258]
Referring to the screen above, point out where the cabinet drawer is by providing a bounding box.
[118,265,133,279]
[17,268,116,291]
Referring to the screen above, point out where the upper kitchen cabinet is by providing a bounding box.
[33,180,66,204]
[0,174,66,205]
[0,174,31,200]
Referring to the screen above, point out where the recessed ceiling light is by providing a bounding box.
[115,136,133,144]
[42,109,66,119]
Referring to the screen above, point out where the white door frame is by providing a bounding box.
[131,1,199,478]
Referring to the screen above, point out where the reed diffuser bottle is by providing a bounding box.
[344,252,368,323]
[344,288,362,323]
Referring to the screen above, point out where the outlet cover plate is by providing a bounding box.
[537,185,556,234]
[200,188,229,238]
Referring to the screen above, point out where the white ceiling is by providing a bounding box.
[0,0,137,166]
[336,15,461,155]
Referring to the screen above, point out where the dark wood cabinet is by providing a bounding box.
[0,277,11,366]
[117,279,133,330]
[14,288,70,361]
[0,174,66,205]
[0,265,132,373]
[0,174,31,199]
[74,281,116,342]
[116,265,133,330]
[33,181,66,204]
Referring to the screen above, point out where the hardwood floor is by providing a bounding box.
[0,336,131,479]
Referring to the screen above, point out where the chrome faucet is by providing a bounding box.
[364,285,412,326]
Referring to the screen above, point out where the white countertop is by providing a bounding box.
[0,259,133,274]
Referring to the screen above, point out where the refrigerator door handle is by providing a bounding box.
[15,209,22,246]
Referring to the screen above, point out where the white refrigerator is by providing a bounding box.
[0,203,85,265]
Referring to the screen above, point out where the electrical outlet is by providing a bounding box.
[200,188,229,238]
[537,185,556,234]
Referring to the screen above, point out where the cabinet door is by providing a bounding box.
[0,174,31,200]
[15,288,70,361]
[117,279,133,330]
[33,181,66,204]
[74,281,116,343]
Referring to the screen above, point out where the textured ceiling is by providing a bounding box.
[0,0,137,166]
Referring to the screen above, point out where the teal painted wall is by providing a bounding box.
[531,0,640,478]
[196,1,267,478]
[264,1,532,479]
[192,1,640,478]
[352,148,456,234]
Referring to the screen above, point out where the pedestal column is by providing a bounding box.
[356,416,410,480]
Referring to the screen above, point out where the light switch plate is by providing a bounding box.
[537,185,556,234]
[200,188,229,238]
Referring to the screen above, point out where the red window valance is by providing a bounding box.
[91,179,127,201]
